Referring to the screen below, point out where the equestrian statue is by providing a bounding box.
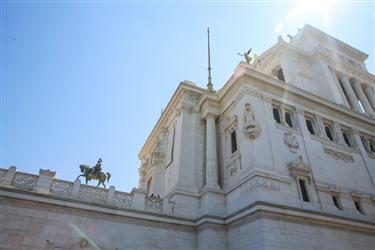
[76,158,111,188]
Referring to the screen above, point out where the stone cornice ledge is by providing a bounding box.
[222,202,375,233]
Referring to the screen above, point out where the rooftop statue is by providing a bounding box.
[238,48,253,63]
[76,158,111,188]
[238,48,257,64]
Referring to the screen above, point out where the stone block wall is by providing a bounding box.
[1,196,196,250]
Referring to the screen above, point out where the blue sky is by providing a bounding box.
[1,0,374,192]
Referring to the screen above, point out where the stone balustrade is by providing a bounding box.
[0,167,163,213]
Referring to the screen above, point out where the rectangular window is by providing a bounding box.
[305,119,315,135]
[354,200,365,215]
[342,131,351,147]
[325,125,334,141]
[298,179,310,202]
[230,130,238,154]
[285,111,293,128]
[277,68,285,81]
[370,140,375,153]
[332,196,342,210]
[361,136,368,151]
[273,107,281,124]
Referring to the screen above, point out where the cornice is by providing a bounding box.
[297,24,368,62]
[217,64,375,128]
[317,51,375,87]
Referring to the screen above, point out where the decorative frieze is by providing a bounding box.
[12,172,38,190]
[240,178,280,195]
[144,195,163,211]
[79,185,108,202]
[324,147,354,162]
[113,191,133,208]
[50,180,73,196]
[283,131,299,153]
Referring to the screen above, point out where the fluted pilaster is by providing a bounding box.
[205,114,220,189]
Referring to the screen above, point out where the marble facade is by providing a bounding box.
[1,24,375,249]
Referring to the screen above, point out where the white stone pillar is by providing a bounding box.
[205,114,220,189]
[339,75,362,112]
[315,116,326,139]
[364,86,375,111]
[1,166,17,185]
[72,178,81,198]
[33,169,56,194]
[106,186,115,204]
[352,80,374,115]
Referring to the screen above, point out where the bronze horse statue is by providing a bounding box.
[76,164,111,188]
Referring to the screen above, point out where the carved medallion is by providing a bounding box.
[283,131,299,153]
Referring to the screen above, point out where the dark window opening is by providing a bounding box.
[306,119,315,135]
[285,112,293,128]
[298,179,310,202]
[370,141,375,153]
[342,132,351,147]
[230,130,238,154]
[332,196,342,210]
[360,136,368,151]
[354,200,365,215]
[277,68,285,81]
[273,107,281,124]
[325,126,334,141]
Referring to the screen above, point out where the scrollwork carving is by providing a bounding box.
[144,195,163,211]
[50,180,73,196]
[113,191,132,207]
[12,173,38,190]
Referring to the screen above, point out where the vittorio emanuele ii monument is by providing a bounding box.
[1,24,375,249]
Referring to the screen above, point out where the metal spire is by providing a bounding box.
[207,27,214,91]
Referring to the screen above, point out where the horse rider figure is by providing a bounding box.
[91,158,102,175]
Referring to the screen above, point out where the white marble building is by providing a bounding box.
[1,24,375,249]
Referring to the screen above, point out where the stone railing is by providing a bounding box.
[0,167,166,213]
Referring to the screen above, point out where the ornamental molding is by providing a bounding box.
[226,153,241,179]
[328,185,341,195]
[283,131,299,153]
[350,191,363,199]
[287,155,311,181]
[324,147,354,162]
[239,177,280,195]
